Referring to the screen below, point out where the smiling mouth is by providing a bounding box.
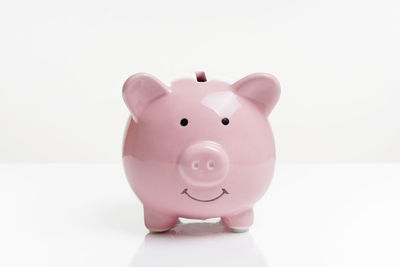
[181,188,229,202]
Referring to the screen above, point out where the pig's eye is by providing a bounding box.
[221,117,230,125]
[180,118,189,127]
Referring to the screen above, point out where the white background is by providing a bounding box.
[1,2,400,266]
[1,0,399,163]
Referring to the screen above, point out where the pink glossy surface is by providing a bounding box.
[122,72,280,231]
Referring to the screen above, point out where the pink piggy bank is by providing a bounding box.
[122,72,280,232]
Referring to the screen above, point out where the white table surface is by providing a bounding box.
[0,164,399,267]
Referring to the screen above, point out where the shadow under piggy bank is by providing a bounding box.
[130,221,268,267]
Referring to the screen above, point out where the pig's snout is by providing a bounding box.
[178,141,229,187]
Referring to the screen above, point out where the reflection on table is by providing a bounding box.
[130,220,268,267]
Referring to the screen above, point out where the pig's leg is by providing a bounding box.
[221,208,253,233]
[144,208,178,232]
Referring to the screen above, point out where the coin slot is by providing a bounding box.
[196,72,207,82]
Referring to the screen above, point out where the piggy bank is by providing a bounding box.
[122,72,280,232]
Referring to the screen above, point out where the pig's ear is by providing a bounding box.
[232,73,280,117]
[122,73,170,122]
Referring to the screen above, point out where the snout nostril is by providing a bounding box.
[207,160,215,170]
[191,160,200,170]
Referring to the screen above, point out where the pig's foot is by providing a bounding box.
[144,208,178,233]
[221,208,254,233]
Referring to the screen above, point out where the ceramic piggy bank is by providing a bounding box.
[122,72,280,232]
